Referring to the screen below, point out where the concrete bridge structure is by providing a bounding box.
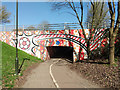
[0,24,107,62]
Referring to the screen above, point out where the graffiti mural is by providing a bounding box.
[0,28,108,62]
[19,37,30,50]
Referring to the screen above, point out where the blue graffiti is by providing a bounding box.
[56,41,60,45]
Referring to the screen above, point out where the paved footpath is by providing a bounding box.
[21,58,101,88]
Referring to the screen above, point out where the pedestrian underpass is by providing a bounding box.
[46,46,73,63]
[1,28,107,62]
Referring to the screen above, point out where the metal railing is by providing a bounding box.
[0,22,111,31]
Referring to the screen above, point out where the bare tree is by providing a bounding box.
[0,5,11,24]
[52,0,108,60]
[86,2,110,29]
[108,1,120,65]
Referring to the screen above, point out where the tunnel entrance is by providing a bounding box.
[46,46,73,63]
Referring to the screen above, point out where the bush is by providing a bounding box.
[91,44,109,60]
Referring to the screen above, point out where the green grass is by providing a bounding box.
[1,41,42,88]
[104,57,119,67]
[0,41,2,87]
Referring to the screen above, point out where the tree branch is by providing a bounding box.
[80,0,83,24]
[67,1,87,41]
[93,2,104,33]
[108,2,113,16]
[114,1,120,35]
[112,0,115,13]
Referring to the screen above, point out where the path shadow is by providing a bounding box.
[18,58,30,73]
[76,59,109,64]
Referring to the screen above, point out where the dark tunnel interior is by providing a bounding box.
[46,46,73,63]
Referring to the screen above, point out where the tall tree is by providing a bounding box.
[86,2,110,29]
[108,1,120,65]
[52,0,108,59]
[0,5,11,24]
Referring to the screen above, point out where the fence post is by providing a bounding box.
[64,23,66,30]
[23,25,24,31]
[4,25,6,31]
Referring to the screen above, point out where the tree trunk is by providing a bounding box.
[87,40,91,60]
[109,34,116,65]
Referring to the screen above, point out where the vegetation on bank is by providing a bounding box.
[1,41,42,88]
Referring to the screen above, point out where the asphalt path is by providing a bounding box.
[21,58,101,88]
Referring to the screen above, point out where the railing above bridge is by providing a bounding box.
[0,22,111,31]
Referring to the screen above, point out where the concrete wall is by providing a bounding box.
[1,29,106,62]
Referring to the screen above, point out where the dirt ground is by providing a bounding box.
[67,59,120,89]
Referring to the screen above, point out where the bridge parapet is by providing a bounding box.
[0,28,108,62]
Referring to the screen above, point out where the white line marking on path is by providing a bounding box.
[49,60,60,89]
[49,59,88,89]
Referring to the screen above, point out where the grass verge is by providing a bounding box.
[2,41,43,88]
[0,41,2,87]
